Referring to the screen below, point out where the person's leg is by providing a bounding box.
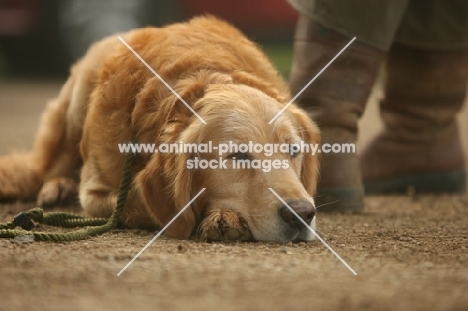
[288,0,408,211]
[360,0,468,194]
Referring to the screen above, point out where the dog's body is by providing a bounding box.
[0,16,320,242]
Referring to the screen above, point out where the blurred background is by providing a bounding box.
[0,0,297,78]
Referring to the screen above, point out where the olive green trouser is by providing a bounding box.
[288,0,468,50]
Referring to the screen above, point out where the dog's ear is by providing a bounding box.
[135,152,196,239]
[290,107,321,196]
[133,72,229,238]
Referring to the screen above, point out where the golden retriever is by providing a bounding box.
[0,16,320,242]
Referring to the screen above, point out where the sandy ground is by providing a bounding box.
[0,80,468,311]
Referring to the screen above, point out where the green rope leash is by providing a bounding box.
[0,150,135,242]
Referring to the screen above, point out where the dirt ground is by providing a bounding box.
[0,81,467,311]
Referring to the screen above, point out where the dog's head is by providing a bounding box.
[135,71,320,242]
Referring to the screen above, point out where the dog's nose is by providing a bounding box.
[280,201,315,229]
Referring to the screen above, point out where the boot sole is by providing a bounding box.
[315,187,364,213]
[364,169,467,195]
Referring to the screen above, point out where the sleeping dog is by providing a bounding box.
[0,16,320,242]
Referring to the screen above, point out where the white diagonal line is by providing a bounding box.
[268,188,357,275]
[117,188,206,276]
[118,36,207,125]
[268,37,356,124]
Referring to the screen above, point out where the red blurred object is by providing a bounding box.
[0,0,41,35]
[183,0,298,30]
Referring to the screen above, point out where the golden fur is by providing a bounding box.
[0,16,320,242]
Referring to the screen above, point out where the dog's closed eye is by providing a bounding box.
[289,144,300,158]
[228,152,249,160]
[227,146,299,160]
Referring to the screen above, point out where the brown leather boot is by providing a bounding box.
[360,43,468,194]
[290,15,386,212]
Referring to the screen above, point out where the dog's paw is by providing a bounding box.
[37,178,78,207]
[198,209,252,242]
